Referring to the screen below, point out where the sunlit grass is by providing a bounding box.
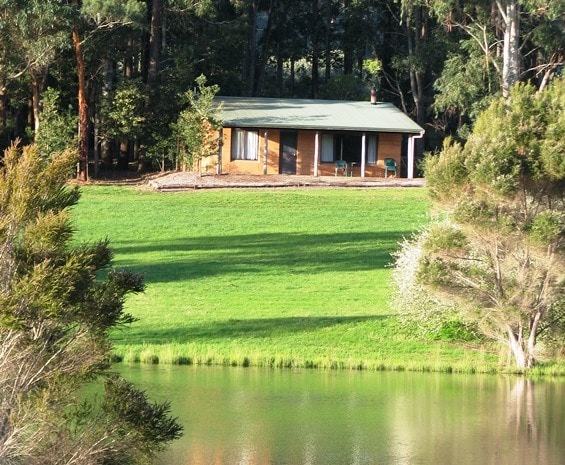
[71,185,561,375]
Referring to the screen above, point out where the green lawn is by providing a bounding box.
[72,185,503,373]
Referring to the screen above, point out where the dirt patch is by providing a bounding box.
[146,172,426,191]
[77,169,426,191]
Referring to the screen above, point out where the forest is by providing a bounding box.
[0,0,563,180]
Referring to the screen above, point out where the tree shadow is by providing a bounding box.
[111,231,408,284]
[115,315,391,344]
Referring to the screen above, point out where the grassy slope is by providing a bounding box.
[73,185,503,373]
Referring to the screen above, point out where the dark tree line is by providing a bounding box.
[0,0,563,179]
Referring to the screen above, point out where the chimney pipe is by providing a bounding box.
[370,86,377,105]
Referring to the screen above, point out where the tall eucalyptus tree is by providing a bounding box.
[70,0,146,180]
[427,0,565,98]
[0,0,70,136]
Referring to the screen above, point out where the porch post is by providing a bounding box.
[407,136,414,179]
[314,131,320,177]
[216,128,223,174]
[407,130,424,179]
[263,130,268,174]
[360,132,366,178]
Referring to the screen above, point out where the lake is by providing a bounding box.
[120,364,565,465]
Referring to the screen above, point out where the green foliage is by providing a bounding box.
[529,211,564,245]
[429,80,565,197]
[11,0,72,69]
[1,0,563,159]
[407,78,565,369]
[0,143,181,464]
[80,0,146,26]
[100,78,147,141]
[363,58,383,88]
[539,298,565,358]
[363,58,382,77]
[36,88,77,156]
[318,74,369,100]
[173,75,221,172]
[462,81,564,194]
[423,138,468,199]
[0,143,79,223]
[432,319,479,342]
[540,78,565,179]
[433,41,499,127]
[392,229,459,335]
[424,219,468,253]
[103,376,183,453]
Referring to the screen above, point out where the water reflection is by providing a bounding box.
[120,365,565,465]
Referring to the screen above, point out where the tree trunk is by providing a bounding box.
[0,79,6,129]
[117,141,130,170]
[290,58,295,96]
[30,75,41,139]
[276,46,283,96]
[125,37,134,79]
[73,25,89,182]
[526,311,542,367]
[147,0,163,84]
[311,0,319,98]
[30,67,48,139]
[93,106,100,178]
[256,0,276,95]
[100,59,114,168]
[324,0,332,81]
[501,0,520,98]
[507,325,536,369]
[342,0,353,75]
[245,1,258,96]
[405,8,426,129]
[507,327,527,369]
[161,2,167,52]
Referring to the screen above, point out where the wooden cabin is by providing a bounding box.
[210,97,424,179]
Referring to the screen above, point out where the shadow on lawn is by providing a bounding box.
[118,315,391,344]
[111,231,407,284]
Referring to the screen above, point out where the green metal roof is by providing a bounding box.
[215,96,424,134]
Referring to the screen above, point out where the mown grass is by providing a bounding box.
[71,185,564,375]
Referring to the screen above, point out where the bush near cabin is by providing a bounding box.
[395,79,565,369]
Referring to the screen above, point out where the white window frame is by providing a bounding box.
[231,129,259,161]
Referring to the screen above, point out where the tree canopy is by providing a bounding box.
[395,78,565,369]
[0,0,562,178]
[0,142,182,464]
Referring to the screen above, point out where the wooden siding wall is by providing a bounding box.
[296,131,315,175]
[219,128,403,177]
[266,131,281,174]
[376,133,402,177]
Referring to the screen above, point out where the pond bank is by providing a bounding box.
[111,341,565,377]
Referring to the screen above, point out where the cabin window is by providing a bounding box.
[321,134,334,162]
[231,129,259,160]
[366,135,378,164]
[321,133,378,164]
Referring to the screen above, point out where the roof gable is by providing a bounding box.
[215,96,424,134]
